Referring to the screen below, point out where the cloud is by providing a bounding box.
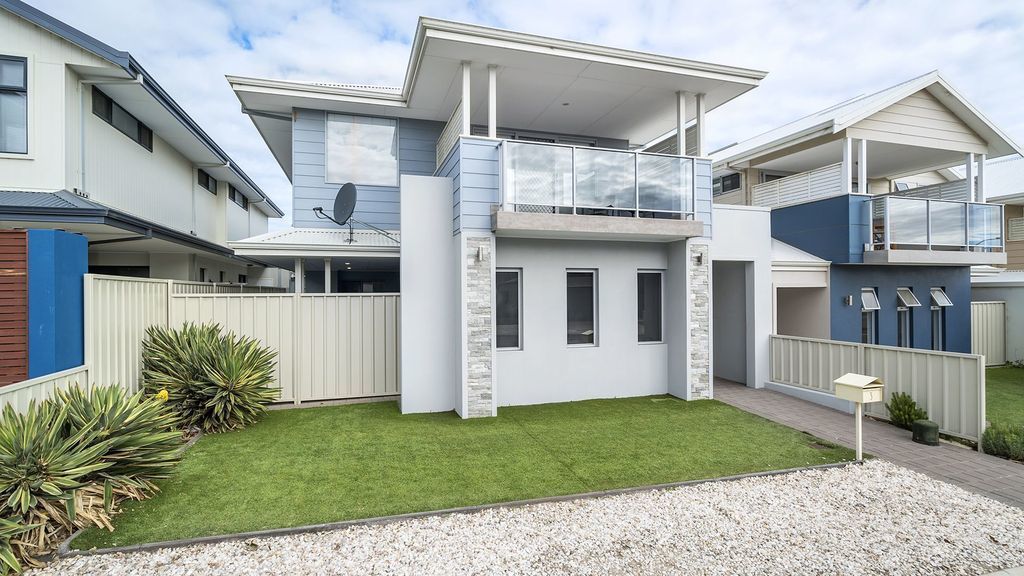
[29,0,1024,228]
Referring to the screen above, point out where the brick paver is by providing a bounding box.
[715,379,1024,509]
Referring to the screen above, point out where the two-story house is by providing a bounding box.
[0,0,285,286]
[228,17,771,417]
[707,72,1020,353]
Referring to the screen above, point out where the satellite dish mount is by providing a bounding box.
[312,182,399,244]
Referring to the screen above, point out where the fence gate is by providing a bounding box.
[971,301,1006,366]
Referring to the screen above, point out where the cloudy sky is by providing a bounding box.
[32,0,1024,226]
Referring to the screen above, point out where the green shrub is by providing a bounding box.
[55,386,183,499]
[982,422,1024,461]
[885,392,928,430]
[142,323,279,433]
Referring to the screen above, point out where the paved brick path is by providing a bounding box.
[715,379,1024,509]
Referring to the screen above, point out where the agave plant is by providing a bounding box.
[0,517,38,576]
[142,323,279,433]
[54,386,183,499]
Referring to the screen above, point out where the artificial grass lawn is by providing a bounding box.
[987,366,1024,427]
[75,396,854,549]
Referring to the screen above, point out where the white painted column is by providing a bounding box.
[294,257,305,294]
[694,93,706,157]
[857,139,868,194]
[461,61,472,136]
[675,91,687,155]
[965,153,976,203]
[487,65,497,139]
[841,137,853,195]
[323,257,332,294]
[976,153,987,203]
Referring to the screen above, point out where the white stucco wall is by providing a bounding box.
[495,238,670,406]
[399,175,459,414]
[709,205,773,388]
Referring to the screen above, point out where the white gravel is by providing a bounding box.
[33,461,1024,576]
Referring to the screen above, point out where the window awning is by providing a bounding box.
[861,288,880,311]
[896,287,922,308]
[931,287,953,307]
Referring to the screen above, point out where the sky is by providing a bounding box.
[30,0,1024,227]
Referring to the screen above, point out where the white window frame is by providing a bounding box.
[495,268,523,351]
[861,287,879,345]
[931,306,945,351]
[566,269,598,347]
[896,287,921,308]
[637,270,664,344]
[930,287,953,308]
[324,113,400,187]
[897,306,912,348]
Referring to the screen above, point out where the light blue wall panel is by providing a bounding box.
[694,158,713,238]
[291,109,443,230]
[456,138,501,233]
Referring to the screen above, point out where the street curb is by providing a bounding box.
[59,459,860,558]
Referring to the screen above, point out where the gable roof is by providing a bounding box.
[712,71,1023,168]
[0,0,283,218]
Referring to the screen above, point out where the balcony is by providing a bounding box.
[865,196,1005,265]
[494,140,703,242]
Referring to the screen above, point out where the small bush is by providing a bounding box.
[885,392,928,430]
[142,323,279,433]
[983,422,1024,461]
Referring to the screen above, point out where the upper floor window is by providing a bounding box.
[92,87,152,151]
[198,169,218,194]
[228,185,249,211]
[326,113,398,187]
[712,173,740,197]
[0,56,28,154]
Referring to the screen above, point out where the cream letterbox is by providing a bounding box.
[834,373,884,404]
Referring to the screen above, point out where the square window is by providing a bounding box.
[861,288,880,311]
[896,287,921,308]
[326,114,398,186]
[567,270,597,346]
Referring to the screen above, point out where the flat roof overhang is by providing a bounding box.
[862,250,1007,266]
[492,211,703,242]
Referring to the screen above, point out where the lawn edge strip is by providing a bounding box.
[60,459,861,558]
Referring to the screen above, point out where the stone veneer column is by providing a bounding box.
[462,235,495,417]
[688,242,712,399]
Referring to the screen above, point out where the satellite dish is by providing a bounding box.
[333,182,357,225]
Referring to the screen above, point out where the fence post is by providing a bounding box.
[293,291,301,405]
[978,357,986,454]
[83,275,93,387]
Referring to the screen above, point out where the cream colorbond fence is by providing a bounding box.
[0,365,90,413]
[769,334,986,444]
[971,301,1006,366]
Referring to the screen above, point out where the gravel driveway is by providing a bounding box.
[34,461,1024,576]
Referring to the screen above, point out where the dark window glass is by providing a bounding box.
[0,55,28,154]
[229,185,249,210]
[198,169,217,194]
[567,271,596,345]
[496,270,521,349]
[238,274,247,284]
[91,87,152,151]
[638,272,663,342]
[897,308,912,348]
[931,307,944,351]
[861,310,877,344]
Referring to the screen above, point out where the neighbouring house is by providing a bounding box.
[229,17,774,417]
[705,71,1019,355]
[0,0,286,286]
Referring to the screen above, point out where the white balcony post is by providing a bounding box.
[926,199,931,249]
[841,137,853,195]
[487,64,497,139]
[883,198,891,251]
[675,91,687,155]
[323,257,332,294]
[964,152,976,203]
[976,153,987,203]
[857,139,868,195]
[695,93,706,157]
[461,61,472,136]
[294,257,304,294]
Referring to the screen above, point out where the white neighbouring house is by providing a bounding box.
[0,0,286,285]
[229,17,783,417]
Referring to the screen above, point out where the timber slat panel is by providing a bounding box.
[0,231,27,386]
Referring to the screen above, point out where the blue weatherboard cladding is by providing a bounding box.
[26,229,87,377]
[291,109,444,230]
[443,137,715,237]
[829,265,971,352]
[770,194,871,264]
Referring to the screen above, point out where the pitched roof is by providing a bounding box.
[0,0,283,218]
[713,71,1024,167]
[0,190,105,210]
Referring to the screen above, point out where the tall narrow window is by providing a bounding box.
[930,287,953,351]
[0,56,28,154]
[326,114,398,186]
[861,288,879,345]
[637,271,663,342]
[895,287,920,348]
[496,269,522,349]
[567,270,597,346]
